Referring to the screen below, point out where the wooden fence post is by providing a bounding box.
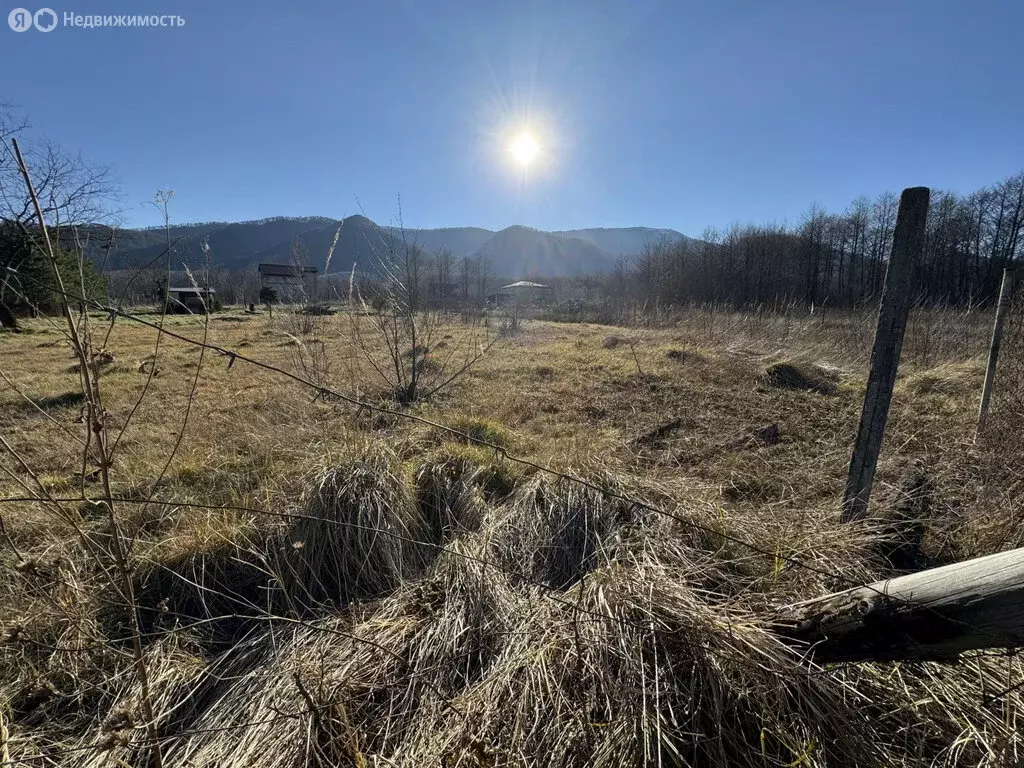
[843,187,930,523]
[976,267,1018,441]
[775,545,1024,662]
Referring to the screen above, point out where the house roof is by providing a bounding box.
[502,280,549,289]
[168,287,216,294]
[258,263,319,277]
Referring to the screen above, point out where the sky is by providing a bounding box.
[2,0,1022,233]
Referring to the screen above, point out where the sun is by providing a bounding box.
[510,132,540,166]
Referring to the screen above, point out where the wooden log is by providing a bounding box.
[976,266,1018,440]
[775,546,1024,662]
[843,186,930,523]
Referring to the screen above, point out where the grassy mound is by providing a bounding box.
[280,443,431,610]
[899,362,983,397]
[493,471,651,589]
[602,334,634,349]
[2,445,1021,767]
[427,443,524,501]
[414,450,487,543]
[438,415,515,449]
[759,360,838,394]
[46,494,1019,768]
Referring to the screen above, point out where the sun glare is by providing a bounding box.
[510,132,540,166]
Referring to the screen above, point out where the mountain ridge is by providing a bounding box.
[85,216,690,278]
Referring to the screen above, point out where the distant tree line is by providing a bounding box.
[98,248,499,312]
[5,98,1020,319]
[599,171,1024,312]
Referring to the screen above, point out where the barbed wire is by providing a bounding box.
[2,272,1024,768]
[5,273,1023,643]
[0,271,864,585]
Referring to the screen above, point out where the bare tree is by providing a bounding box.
[0,108,119,315]
[433,247,454,310]
[0,108,118,228]
[347,228,498,404]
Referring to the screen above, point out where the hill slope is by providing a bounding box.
[553,227,689,256]
[473,226,615,278]
[89,217,689,278]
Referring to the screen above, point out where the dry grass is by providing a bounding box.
[281,442,430,611]
[759,359,839,395]
[0,305,1022,766]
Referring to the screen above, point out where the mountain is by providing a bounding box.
[87,217,690,279]
[472,226,615,277]
[82,217,336,270]
[553,227,689,257]
[386,226,495,258]
[248,215,389,273]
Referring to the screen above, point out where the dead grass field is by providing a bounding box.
[0,306,1021,767]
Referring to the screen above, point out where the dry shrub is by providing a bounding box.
[759,360,838,394]
[280,443,431,610]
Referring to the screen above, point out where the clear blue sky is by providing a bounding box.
[3,0,1022,232]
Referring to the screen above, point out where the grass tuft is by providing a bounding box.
[414,450,487,543]
[439,415,515,450]
[759,360,838,394]
[601,334,630,349]
[494,470,647,590]
[280,442,431,610]
[31,391,86,409]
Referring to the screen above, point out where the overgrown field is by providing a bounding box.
[0,306,1021,767]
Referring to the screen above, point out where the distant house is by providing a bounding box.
[258,263,319,301]
[168,287,215,313]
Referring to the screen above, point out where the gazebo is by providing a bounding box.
[501,280,550,304]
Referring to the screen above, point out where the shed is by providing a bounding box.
[168,287,216,313]
[258,263,319,301]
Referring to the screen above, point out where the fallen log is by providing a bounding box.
[775,546,1024,662]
